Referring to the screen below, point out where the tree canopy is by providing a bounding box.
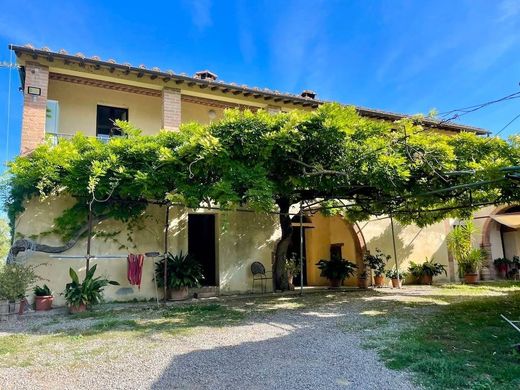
[5,103,520,288]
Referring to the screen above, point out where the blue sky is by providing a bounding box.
[0,0,519,167]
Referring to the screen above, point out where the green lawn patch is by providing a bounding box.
[369,288,520,389]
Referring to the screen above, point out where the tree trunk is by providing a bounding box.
[6,215,106,263]
[274,198,293,291]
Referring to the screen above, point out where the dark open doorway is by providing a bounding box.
[188,214,217,286]
[288,227,308,286]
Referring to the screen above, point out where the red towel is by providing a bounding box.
[127,254,145,289]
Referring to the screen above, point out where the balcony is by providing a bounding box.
[46,133,122,145]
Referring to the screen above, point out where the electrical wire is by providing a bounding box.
[5,49,13,167]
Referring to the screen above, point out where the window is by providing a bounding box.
[96,105,128,138]
[45,100,60,134]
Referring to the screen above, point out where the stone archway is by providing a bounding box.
[481,205,520,279]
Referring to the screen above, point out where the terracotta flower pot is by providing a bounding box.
[421,274,433,285]
[357,277,369,289]
[34,295,53,311]
[497,264,508,279]
[0,300,9,321]
[168,287,189,301]
[288,274,295,291]
[391,278,402,288]
[329,278,342,288]
[464,273,479,284]
[374,275,384,287]
[69,303,87,314]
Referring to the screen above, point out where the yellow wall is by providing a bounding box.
[15,197,279,305]
[182,101,224,124]
[48,79,162,136]
[305,214,361,287]
[360,218,451,285]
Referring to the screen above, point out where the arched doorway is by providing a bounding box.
[481,205,520,279]
[292,213,365,287]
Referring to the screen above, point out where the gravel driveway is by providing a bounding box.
[0,294,418,390]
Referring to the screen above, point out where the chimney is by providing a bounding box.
[194,70,218,81]
[301,90,316,99]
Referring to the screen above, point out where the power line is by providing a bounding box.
[4,50,13,168]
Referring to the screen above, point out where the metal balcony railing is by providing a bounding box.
[46,133,122,145]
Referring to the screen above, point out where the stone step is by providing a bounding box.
[191,286,219,299]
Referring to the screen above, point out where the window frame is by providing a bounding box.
[95,104,129,138]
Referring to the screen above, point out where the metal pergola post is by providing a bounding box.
[299,202,304,295]
[390,215,401,289]
[85,200,93,271]
[163,205,170,303]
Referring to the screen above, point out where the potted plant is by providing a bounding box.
[408,258,447,285]
[285,253,301,291]
[493,257,510,278]
[357,270,370,289]
[458,248,486,284]
[447,220,484,283]
[0,262,39,319]
[64,265,119,313]
[315,257,357,288]
[363,249,390,287]
[155,251,204,300]
[385,269,408,288]
[33,284,53,311]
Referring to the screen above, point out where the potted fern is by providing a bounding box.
[315,257,357,288]
[33,284,53,311]
[155,251,204,300]
[64,265,119,313]
[408,258,447,285]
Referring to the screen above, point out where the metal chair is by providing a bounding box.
[251,261,272,293]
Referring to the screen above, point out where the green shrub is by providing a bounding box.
[0,263,39,301]
[154,251,204,289]
[64,265,119,307]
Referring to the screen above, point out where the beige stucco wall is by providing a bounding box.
[182,101,224,124]
[48,79,163,136]
[360,217,452,284]
[305,214,360,287]
[14,196,279,305]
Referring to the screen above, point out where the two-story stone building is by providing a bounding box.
[9,44,519,304]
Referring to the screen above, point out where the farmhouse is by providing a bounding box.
[9,44,519,304]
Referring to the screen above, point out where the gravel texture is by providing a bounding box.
[0,294,418,390]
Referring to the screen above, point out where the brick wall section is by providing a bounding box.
[162,87,181,131]
[20,62,49,154]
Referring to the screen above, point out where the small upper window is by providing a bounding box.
[96,105,128,137]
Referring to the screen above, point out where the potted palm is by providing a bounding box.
[155,251,204,300]
[385,269,408,288]
[363,249,390,287]
[315,257,357,288]
[64,265,119,313]
[458,248,486,284]
[408,258,447,285]
[33,284,53,311]
[447,220,485,284]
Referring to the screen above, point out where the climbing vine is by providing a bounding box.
[4,104,520,288]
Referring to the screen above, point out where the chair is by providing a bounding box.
[251,261,272,293]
